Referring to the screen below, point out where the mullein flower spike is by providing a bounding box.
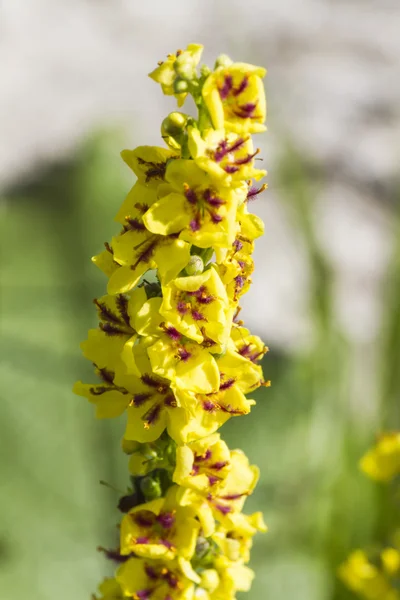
[75,43,269,600]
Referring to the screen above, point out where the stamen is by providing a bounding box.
[219,378,235,391]
[191,309,207,322]
[142,403,162,427]
[177,301,188,314]
[133,392,153,407]
[141,373,169,392]
[134,202,150,214]
[218,74,233,99]
[157,511,176,529]
[203,189,226,207]
[190,217,201,232]
[125,217,146,231]
[194,449,212,462]
[162,324,182,341]
[210,460,229,471]
[247,182,267,201]
[183,183,197,205]
[233,75,249,97]
[214,503,231,515]
[202,399,216,412]
[210,212,223,224]
[178,347,192,362]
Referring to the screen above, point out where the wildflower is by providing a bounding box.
[202,62,267,134]
[142,159,246,248]
[360,433,400,482]
[160,267,231,349]
[178,450,260,536]
[213,511,267,563]
[116,557,194,599]
[231,324,268,364]
[188,126,266,184]
[120,487,200,561]
[147,333,220,394]
[173,433,231,492]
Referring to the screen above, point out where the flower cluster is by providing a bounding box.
[74,44,269,600]
[339,433,400,600]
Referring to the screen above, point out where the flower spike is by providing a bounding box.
[75,43,269,600]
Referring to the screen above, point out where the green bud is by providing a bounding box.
[173,78,189,94]
[161,112,187,138]
[174,55,196,80]
[141,445,159,462]
[200,64,211,78]
[140,476,162,500]
[185,255,204,276]
[215,54,233,69]
[164,442,176,467]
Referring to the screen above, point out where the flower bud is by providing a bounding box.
[215,54,233,69]
[174,54,196,80]
[173,78,189,94]
[140,475,162,500]
[161,112,187,138]
[185,255,204,276]
[200,64,211,78]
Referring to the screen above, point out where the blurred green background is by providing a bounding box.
[1,131,399,600]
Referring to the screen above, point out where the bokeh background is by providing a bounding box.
[1,1,400,599]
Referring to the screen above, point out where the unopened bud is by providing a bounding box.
[200,64,211,78]
[173,78,189,94]
[185,255,204,276]
[174,54,196,80]
[215,54,233,69]
[140,476,162,500]
[161,112,187,138]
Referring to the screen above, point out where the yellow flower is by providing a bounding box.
[146,330,220,395]
[120,145,178,186]
[116,557,195,599]
[118,340,190,444]
[108,230,191,294]
[202,63,267,134]
[142,159,245,249]
[338,550,399,600]
[173,433,231,492]
[216,203,265,303]
[188,127,266,184]
[170,345,263,441]
[74,329,191,443]
[360,432,400,482]
[92,244,119,278]
[114,181,159,226]
[178,449,260,535]
[231,324,268,364]
[120,487,200,561]
[212,512,267,563]
[160,267,231,350]
[74,287,150,379]
[208,557,255,600]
